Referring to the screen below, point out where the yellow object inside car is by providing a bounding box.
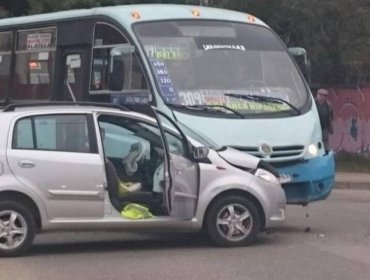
[118,180,142,197]
[121,203,154,219]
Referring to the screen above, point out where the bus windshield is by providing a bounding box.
[134,20,309,116]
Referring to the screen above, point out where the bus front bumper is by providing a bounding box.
[275,150,335,205]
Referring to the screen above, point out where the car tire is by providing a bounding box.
[0,201,36,257]
[205,195,261,247]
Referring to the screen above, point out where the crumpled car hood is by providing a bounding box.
[217,147,260,169]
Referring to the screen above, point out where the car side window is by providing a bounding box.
[154,114,190,159]
[165,131,185,157]
[12,118,34,149]
[12,114,93,153]
[135,123,185,157]
[99,121,151,159]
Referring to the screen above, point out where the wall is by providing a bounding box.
[327,87,370,155]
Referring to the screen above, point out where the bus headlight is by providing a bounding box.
[308,144,318,157]
[254,168,280,185]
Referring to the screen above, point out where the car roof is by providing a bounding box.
[0,103,205,148]
[0,103,155,122]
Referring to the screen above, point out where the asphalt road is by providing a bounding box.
[1,189,370,280]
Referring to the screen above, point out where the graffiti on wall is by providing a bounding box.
[327,87,370,154]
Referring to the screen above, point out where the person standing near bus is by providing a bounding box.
[315,88,334,150]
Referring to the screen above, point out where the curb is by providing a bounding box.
[335,181,370,191]
[335,172,370,191]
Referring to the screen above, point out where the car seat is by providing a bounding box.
[105,159,121,210]
[152,163,164,193]
[105,159,152,208]
[122,142,145,176]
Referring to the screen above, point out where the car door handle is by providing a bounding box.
[18,160,35,168]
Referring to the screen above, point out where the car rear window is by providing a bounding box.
[12,114,95,153]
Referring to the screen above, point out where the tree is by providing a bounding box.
[0,0,29,17]
[27,0,199,14]
[232,0,370,87]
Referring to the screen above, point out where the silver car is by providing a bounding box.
[0,103,286,256]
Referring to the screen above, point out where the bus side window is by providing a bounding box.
[131,54,148,90]
[108,51,148,91]
[0,31,12,102]
[109,56,124,91]
[13,27,56,101]
[90,23,148,93]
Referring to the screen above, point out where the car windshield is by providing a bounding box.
[143,117,221,150]
[134,20,309,116]
[177,122,221,150]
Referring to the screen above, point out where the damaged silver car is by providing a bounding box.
[0,103,286,256]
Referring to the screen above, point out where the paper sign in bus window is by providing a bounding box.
[27,33,52,50]
[38,52,49,61]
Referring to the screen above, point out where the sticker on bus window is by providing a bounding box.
[38,52,49,61]
[150,59,178,103]
[30,74,40,85]
[202,44,246,51]
[111,94,150,105]
[145,44,188,60]
[66,55,81,69]
[177,89,290,113]
[26,33,52,50]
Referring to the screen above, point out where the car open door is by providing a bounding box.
[152,108,199,219]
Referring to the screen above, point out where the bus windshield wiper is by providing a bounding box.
[224,93,301,115]
[167,103,244,118]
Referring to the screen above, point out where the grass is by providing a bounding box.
[335,152,370,173]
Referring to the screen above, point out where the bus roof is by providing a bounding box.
[0,4,267,29]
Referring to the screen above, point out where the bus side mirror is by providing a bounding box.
[288,47,311,86]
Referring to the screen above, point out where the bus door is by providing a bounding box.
[60,47,90,101]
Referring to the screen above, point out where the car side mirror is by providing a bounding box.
[193,146,209,161]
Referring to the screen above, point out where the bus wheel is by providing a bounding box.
[205,195,260,247]
[0,201,36,257]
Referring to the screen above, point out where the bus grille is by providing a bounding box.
[230,145,305,160]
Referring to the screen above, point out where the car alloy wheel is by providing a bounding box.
[0,210,28,251]
[0,201,36,257]
[216,203,253,242]
[205,195,261,247]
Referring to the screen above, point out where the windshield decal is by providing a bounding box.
[202,44,246,51]
[144,41,190,61]
[227,101,289,112]
[151,59,178,103]
[178,90,290,113]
